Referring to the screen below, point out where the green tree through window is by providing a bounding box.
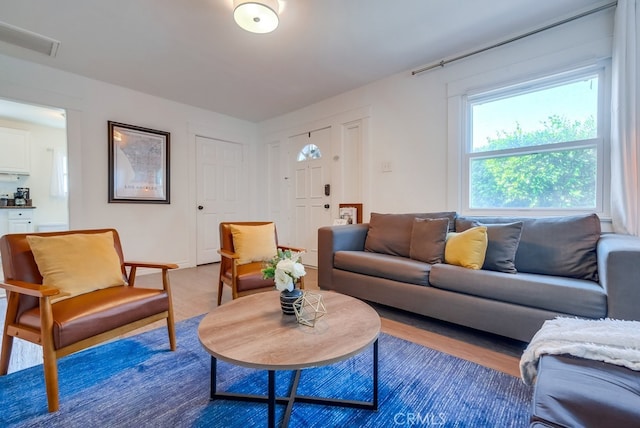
[470,115,597,209]
[462,65,607,213]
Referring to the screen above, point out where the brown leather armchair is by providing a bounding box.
[217,222,304,305]
[0,228,177,412]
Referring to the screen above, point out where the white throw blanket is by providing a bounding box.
[520,317,640,385]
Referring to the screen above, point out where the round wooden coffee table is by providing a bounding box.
[198,290,380,428]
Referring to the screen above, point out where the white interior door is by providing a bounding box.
[290,127,332,267]
[196,136,243,265]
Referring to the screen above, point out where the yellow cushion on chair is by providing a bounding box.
[27,232,126,302]
[229,223,278,265]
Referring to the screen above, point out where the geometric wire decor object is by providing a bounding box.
[293,291,327,327]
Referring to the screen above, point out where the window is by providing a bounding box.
[297,143,321,161]
[62,155,69,195]
[463,67,606,213]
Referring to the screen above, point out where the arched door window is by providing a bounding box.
[297,143,322,161]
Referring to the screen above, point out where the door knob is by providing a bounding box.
[197,205,204,210]
[324,204,330,209]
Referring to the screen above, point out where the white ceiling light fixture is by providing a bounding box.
[233,0,279,34]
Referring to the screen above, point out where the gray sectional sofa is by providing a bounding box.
[318,212,640,342]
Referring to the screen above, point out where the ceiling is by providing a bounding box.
[0,0,610,123]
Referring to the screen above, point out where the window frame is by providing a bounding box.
[459,64,610,217]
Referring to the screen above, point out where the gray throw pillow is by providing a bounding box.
[484,222,523,273]
[456,219,523,273]
[365,212,456,257]
[409,217,450,264]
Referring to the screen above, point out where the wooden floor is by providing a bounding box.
[1,263,522,377]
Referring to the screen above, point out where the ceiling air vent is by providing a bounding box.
[0,21,60,57]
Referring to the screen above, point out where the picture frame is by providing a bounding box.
[338,203,363,224]
[108,121,170,204]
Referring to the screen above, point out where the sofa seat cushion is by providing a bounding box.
[429,264,606,318]
[334,250,431,286]
[221,261,276,293]
[18,286,170,350]
[531,355,640,427]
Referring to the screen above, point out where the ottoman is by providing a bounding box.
[531,354,640,427]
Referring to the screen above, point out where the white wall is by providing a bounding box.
[0,53,257,267]
[258,10,615,222]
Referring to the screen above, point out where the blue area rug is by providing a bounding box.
[0,315,532,427]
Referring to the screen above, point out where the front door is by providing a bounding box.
[196,136,244,265]
[290,127,332,267]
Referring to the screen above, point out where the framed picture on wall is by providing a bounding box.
[338,203,363,224]
[108,121,170,203]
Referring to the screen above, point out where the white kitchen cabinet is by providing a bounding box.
[8,209,35,233]
[0,127,31,175]
[0,209,35,236]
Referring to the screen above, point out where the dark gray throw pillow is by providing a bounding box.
[365,212,456,257]
[409,217,450,264]
[456,219,523,273]
[483,222,523,273]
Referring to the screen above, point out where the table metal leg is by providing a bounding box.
[290,337,379,410]
[210,356,217,400]
[208,338,379,426]
[268,370,276,428]
[373,338,379,410]
[282,370,302,428]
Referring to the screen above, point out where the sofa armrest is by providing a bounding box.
[597,233,640,321]
[318,224,369,288]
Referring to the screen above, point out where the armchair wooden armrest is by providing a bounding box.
[277,245,305,253]
[124,261,178,289]
[217,249,239,260]
[0,279,60,297]
[124,261,179,270]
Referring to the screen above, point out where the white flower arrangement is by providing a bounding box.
[262,249,306,292]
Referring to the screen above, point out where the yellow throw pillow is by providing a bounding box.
[444,226,488,269]
[229,223,278,265]
[27,232,126,302]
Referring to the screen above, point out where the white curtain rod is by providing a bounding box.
[411,1,618,76]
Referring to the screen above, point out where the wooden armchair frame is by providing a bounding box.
[217,222,304,305]
[0,228,177,412]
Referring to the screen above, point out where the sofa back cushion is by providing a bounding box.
[365,212,456,258]
[409,217,450,264]
[457,214,601,281]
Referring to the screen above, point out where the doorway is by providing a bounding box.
[0,98,69,286]
[0,98,68,229]
[195,135,245,265]
[289,127,332,267]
